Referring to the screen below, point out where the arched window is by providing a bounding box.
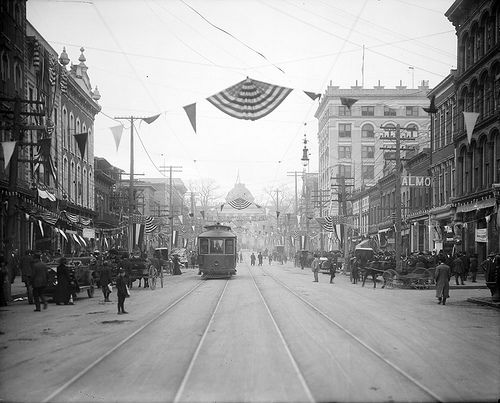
[69,113,74,153]
[63,157,68,197]
[1,52,9,81]
[83,168,87,206]
[70,161,75,201]
[361,123,374,138]
[76,165,81,204]
[82,123,87,161]
[14,62,22,91]
[62,108,68,149]
[495,132,500,182]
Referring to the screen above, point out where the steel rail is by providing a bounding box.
[42,280,206,403]
[248,266,316,403]
[173,279,230,403]
[261,267,444,402]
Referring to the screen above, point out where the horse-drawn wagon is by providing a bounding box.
[46,256,98,299]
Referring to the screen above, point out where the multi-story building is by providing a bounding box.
[315,81,431,213]
[428,71,457,254]
[446,0,500,261]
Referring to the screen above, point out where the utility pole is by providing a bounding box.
[330,176,354,256]
[311,189,330,251]
[159,165,182,255]
[114,113,160,255]
[394,124,403,271]
[0,96,44,257]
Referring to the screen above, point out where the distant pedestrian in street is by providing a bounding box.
[452,254,465,285]
[311,256,320,282]
[258,252,263,266]
[250,253,256,266]
[172,255,182,275]
[469,253,478,282]
[268,255,272,265]
[31,253,48,312]
[327,257,336,284]
[20,250,34,304]
[55,257,71,305]
[116,268,128,314]
[435,257,451,305]
[239,252,243,262]
[99,261,113,302]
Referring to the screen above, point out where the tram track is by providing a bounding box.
[42,278,211,403]
[258,266,444,402]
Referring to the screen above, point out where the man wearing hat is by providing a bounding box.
[31,253,48,311]
[116,268,129,314]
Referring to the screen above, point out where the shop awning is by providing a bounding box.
[455,198,496,213]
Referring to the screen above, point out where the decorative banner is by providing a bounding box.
[463,112,479,145]
[74,132,88,160]
[172,230,178,247]
[142,113,161,124]
[78,234,87,247]
[423,94,438,114]
[340,97,358,110]
[178,215,183,225]
[38,220,44,237]
[59,228,68,241]
[72,233,81,246]
[145,216,157,233]
[228,197,252,210]
[183,103,196,133]
[299,235,307,250]
[303,91,321,101]
[183,238,188,248]
[134,223,145,248]
[297,215,301,225]
[1,141,16,169]
[110,125,123,151]
[206,77,293,121]
[104,237,109,248]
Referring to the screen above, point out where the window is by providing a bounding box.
[1,53,9,81]
[339,123,351,138]
[361,106,374,116]
[361,124,374,138]
[200,239,209,254]
[337,164,352,178]
[384,106,396,116]
[339,106,351,116]
[406,106,419,116]
[362,165,374,179]
[225,239,235,254]
[362,145,375,158]
[338,146,351,159]
[210,239,224,254]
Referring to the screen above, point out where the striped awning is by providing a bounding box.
[206,77,292,121]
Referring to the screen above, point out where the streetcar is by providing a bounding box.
[197,223,237,278]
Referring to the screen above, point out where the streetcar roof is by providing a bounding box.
[198,229,236,238]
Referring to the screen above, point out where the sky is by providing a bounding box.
[26,0,457,205]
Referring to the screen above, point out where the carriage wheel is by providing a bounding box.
[160,266,164,288]
[382,269,397,289]
[148,265,157,290]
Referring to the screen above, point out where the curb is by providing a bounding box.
[467,297,500,309]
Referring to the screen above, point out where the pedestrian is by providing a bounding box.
[20,250,34,304]
[250,253,256,266]
[190,252,197,270]
[435,256,451,305]
[31,253,48,312]
[239,251,243,262]
[461,251,470,283]
[67,267,79,304]
[469,253,478,282]
[116,268,129,314]
[328,257,336,284]
[311,255,320,282]
[99,261,113,302]
[55,257,71,305]
[258,252,263,266]
[268,255,272,265]
[172,254,182,275]
[452,253,465,285]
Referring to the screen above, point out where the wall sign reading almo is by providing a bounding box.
[401,176,432,187]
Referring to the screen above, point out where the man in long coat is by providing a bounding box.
[435,257,451,305]
[31,253,48,311]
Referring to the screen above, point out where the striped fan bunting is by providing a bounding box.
[228,197,252,210]
[206,77,292,121]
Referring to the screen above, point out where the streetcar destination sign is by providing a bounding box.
[401,175,431,187]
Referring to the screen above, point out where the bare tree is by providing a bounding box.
[187,178,222,211]
[262,185,294,215]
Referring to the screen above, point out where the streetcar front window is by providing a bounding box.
[225,239,235,254]
[210,239,224,254]
[200,239,209,254]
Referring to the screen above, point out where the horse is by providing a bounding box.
[361,260,382,288]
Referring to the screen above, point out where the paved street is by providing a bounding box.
[1,257,499,402]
